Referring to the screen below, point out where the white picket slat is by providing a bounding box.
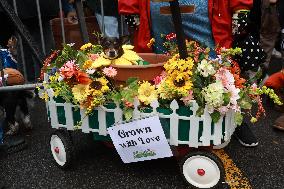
[213,116,223,145]
[80,109,90,133]
[169,100,179,146]
[98,107,107,136]
[200,109,211,146]
[188,103,201,148]
[48,101,59,129]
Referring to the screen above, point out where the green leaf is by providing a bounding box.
[234,112,243,126]
[196,107,204,117]
[223,93,230,106]
[124,108,133,121]
[211,111,221,123]
[126,77,138,86]
[239,98,252,110]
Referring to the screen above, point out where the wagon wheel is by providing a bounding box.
[180,151,225,189]
[50,130,74,169]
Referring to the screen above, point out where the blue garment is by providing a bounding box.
[150,0,215,53]
[62,0,75,15]
[0,49,18,69]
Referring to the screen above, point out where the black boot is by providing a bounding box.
[234,123,259,147]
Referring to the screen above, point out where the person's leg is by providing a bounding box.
[260,32,279,70]
[95,13,119,38]
[260,1,281,71]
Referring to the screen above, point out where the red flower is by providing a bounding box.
[75,71,92,84]
[165,33,176,41]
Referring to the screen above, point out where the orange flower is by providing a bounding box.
[76,71,92,84]
[230,60,246,88]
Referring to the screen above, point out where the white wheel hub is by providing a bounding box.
[50,135,67,166]
[182,155,221,188]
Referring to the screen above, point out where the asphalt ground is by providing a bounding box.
[0,58,284,189]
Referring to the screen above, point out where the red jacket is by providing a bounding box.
[118,0,252,52]
[208,0,253,48]
[118,0,152,53]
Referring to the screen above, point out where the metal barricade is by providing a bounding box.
[0,0,124,92]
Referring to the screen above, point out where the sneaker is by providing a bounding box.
[5,122,19,135]
[234,123,259,147]
[273,114,284,131]
[2,136,27,154]
[272,48,282,59]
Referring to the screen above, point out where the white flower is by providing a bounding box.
[202,81,224,109]
[67,43,75,47]
[197,59,216,77]
[86,69,96,75]
[58,76,64,82]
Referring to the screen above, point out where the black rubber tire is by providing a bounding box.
[179,150,225,189]
[50,130,74,169]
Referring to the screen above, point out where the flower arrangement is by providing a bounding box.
[40,34,282,125]
[111,38,282,124]
[40,43,114,113]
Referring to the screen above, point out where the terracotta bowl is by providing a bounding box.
[112,53,171,83]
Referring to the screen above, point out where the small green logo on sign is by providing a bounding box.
[133,149,156,159]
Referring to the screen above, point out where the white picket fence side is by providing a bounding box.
[46,89,237,148]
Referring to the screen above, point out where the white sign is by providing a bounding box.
[107,116,173,163]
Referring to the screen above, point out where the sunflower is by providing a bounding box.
[158,71,193,99]
[138,81,157,105]
[89,77,110,94]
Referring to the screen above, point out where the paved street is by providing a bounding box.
[0,59,284,189]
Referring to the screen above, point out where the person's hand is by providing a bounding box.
[270,0,278,3]
[67,10,78,24]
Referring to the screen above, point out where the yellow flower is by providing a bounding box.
[158,71,193,99]
[72,84,90,103]
[147,38,155,48]
[138,81,157,105]
[122,45,135,50]
[80,43,92,51]
[91,56,112,68]
[40,91,49,102]
[83,60,93,70]
[250,117,257,123]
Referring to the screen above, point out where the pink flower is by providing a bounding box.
[103,67,117,77]
[153,71,166,86]
[88,54,99,61]
[251,83,258,92]
[218,106,229,115]
[215,67,235,89]
[59,60,78,78]
[181,90,194,106]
